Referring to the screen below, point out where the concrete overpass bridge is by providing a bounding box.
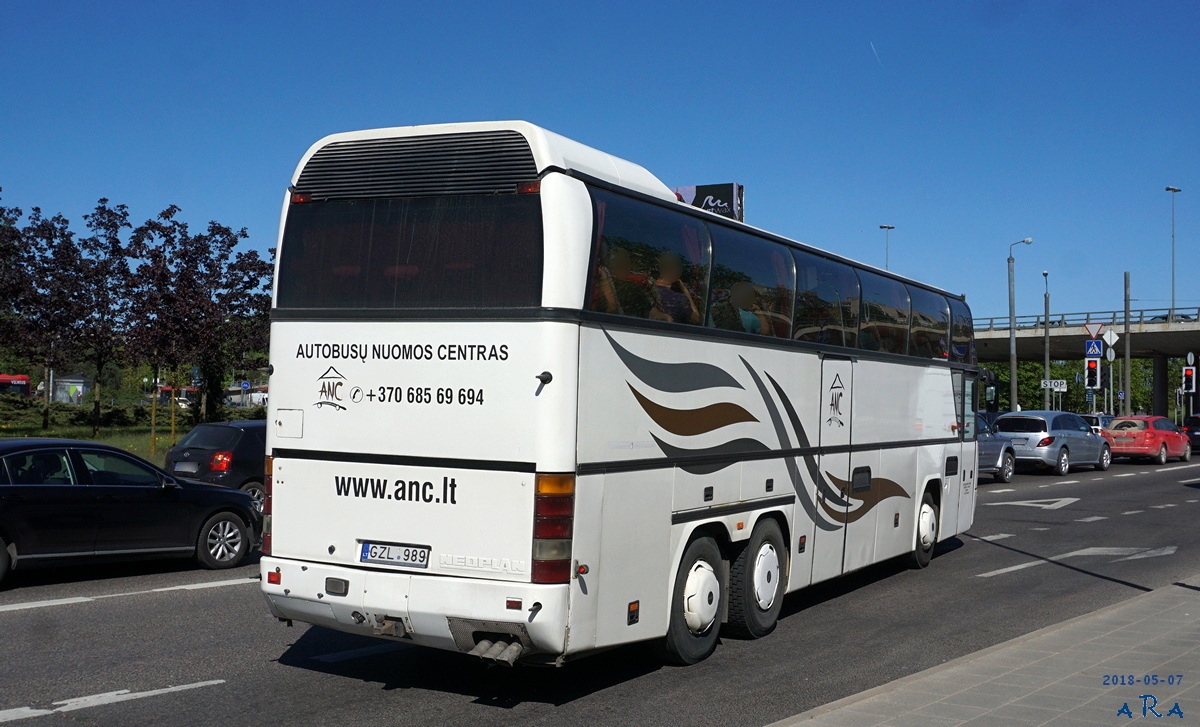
[974,307,1200,415]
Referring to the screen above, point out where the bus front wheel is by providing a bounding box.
[658,536,724,665]
[727,519,786,639]
[909,491,938,569]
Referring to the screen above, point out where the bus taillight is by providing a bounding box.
[262,456,273,556]
[531,474,574,584]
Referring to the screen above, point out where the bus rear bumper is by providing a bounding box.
[260,556,570,659]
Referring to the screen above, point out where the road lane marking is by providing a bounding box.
[1058,480,1080,485]
[0,597,92,613]
[1030,528,1050,531]
[0,681,224,723]
[1188,500,1199,503]
[1123,510,1145,515]
[989,488,1015,493]
[1180,478,1200,485]
[0,578,257,613]
[985,497,1079,510]
[1116,546,1178,561]
[1163,463,1200,471]
[1090,477,1103,481]
[1151,504,1177,509]
[312,643,412,663]
[1075,516,1108,522]
[977,533,1014,541]
[1114,473,1137,478]
[977,547,1146,578]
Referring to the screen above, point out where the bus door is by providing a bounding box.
[955,372,979,533]
[810,356,853,583]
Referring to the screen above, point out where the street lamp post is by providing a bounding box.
[1043,271,1050,409]
[1166,187,1181,320]
[1008,237,1034,411]
[879,225,894,270]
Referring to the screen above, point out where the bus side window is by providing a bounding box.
[793,251,859,348]
[858,271,910,355]
[706,226,795,338]
[586,187,710,326]
[907,285,951,359]
[948,298,975,364]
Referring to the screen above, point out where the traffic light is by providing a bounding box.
[1184,366,1196,393]
[1084,359,1100,389]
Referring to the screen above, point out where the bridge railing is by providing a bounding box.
[973,307,1200,332]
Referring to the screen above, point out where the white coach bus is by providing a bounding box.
[260,121,980,665]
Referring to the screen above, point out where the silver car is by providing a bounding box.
[977,414,1016,483]
[993,410,1112,476]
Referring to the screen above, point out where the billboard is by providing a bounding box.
[672,183,745,222]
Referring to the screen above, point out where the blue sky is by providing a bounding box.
[2,1,1196,319]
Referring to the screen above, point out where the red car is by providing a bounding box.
[1101,416,1192,464]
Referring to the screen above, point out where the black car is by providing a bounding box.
[0,438,262,586]
[165,421,267,507]
[1184,416,1200,451]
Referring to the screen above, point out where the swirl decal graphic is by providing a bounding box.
[818,473,910,524]
[627,384,758,436]
[605,329,911,531]
[604,330,743,392]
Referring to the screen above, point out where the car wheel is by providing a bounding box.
[0,535,10,587]
[1054,448,1070,476]
[910,490,938,569]
[1181,444,1192,463]
[1155,444,1168,466]
[241,481,266,510]
[196,512,249,569]
[997,451,1016,483]
[1095,445,1112,472]
[727,519,787,639]
[657,536,724,665]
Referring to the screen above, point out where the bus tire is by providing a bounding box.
[658,536,724,665]
[727,519,786,639]
[909,490,938,569]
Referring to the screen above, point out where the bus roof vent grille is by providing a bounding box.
[294,130,539,199]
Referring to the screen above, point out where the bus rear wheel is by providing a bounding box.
[727,519,786,639]
[909,491,938,569]
[658,536,724,665]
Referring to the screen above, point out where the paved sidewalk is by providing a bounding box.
[772,575,1200,726]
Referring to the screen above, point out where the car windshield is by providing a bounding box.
[1108,419,1147,431]
[995,417,1047,434]
[176,425,240,450]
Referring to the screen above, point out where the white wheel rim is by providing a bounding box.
[752,543,780,610]
[918,503,937,550]
[682,559,720,634]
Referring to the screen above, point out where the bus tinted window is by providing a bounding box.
[907,286,950,359]
[794,251,860,348]
[858,271,910,355]
[276,194,543,310]
[948,297,976,364]
[707,226,794,337]
[588,188,709,326]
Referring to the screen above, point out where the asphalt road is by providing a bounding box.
[3,458,1199,726]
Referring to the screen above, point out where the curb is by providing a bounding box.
[768,575,1200,726]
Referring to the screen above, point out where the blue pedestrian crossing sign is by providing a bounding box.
[1084,340,1104,357]
[1118,390,1126,401]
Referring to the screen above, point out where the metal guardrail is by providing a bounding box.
[974,307,1200,332]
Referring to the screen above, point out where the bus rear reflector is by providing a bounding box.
[532,474,574,584]
[262,456,274,556]
[290,191,312,204]
[516,180,541,194]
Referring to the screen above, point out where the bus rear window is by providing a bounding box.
[276,194,543,311]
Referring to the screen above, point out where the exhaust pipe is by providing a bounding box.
[495,642,523,666]
[467,640,493,658]
[480,641,508,660]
